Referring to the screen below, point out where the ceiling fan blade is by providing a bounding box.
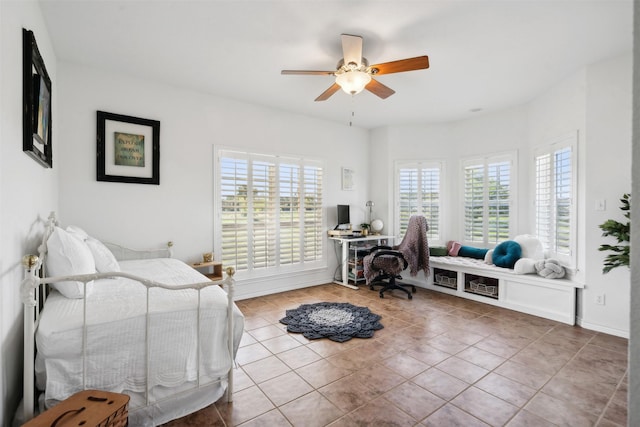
[341,34,363,67]
[365,78,395,99]
[281,70,335,76]
[368,56,430,75]
[315,83,341,101]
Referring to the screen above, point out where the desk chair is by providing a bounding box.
[363,215,430,299]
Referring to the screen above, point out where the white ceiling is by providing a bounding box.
[39,0,633,129]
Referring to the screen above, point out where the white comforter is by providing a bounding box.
[35,258,244,408]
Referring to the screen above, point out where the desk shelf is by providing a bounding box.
[329,235,394,289]
[190,260,223,281]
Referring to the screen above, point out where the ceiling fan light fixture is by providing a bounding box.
[335,70,371,95]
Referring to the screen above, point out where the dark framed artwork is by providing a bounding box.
[23,29,52,168]
[97,111,160,185]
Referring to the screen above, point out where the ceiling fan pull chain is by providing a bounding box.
[349,94,355,127]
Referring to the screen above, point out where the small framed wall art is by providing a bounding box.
[341,167,355,191]
[97,111,160,185]
[22,28,53,168]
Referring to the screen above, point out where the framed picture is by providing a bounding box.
[22,29,52,168]
[342,167,355,191]
[97,111,160,185]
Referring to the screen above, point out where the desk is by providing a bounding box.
[330,235,394,289]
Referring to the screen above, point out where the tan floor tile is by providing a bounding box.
[243,316,272,331]
[601,398,628,426]
[258,371,313,406]
[260,334,302,354]
[351,362,406,394]
[318,375,379,412]
[239,332,258,347]
[427,334,469,354]
[412,368,469,400]
[337,396,416,426]
[590,333,628,354]
[451,386,519,426]
[475,372,536,407]
[295,359,354,388]
[243,355,291,384]
[406,342,452,365]
[422,403,490,426]
[237,409,292,427]
[236,342,272,365]
[216,385,275,426]
[475,336,522,358]
[380,352,430,378]
[436,356,489,384]
[277,345,323,369]
[494,359,553,390]
[383,381,446,421]
[505,409,556,426]
[524,392,599,426]
[279,391,344,427]
[248,324,287,341]
[542,375,613,415]
[457,345,506,370]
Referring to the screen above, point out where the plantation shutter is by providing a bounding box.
[487,161,510,244]
[396,162,441,242]
[463,154,513,246]
[464,163,485,243]
[219,150,324,274]
[303,165,323,261]
[220,156,250,271]
[535,144,573,262]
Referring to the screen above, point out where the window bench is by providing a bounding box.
[425,256,584,325]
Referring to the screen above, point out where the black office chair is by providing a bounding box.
[363,215,430,299]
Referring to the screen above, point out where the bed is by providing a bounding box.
[19,213,244,426]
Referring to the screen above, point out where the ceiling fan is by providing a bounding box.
[281,34,429,101]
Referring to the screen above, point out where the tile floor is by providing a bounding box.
[162,283,628,426]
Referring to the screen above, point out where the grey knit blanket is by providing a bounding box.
[363,215,430,284]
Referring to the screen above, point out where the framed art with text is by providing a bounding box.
[23,28,53,168]
[96,111,160,185]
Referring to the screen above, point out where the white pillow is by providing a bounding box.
[514,258,537,274]
[46,227,95,298]
[513,234,544,259]
[66,225,89,240]
[484,249,494,265]
[85,237,121,273]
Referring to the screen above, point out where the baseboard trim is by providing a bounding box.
[577,317,630,338]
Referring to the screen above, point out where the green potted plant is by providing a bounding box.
[599,193,630,273]
[360,223,370,236]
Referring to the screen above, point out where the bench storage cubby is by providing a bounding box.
[426,257,583,325]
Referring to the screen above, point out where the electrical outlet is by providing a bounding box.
[595,294,606,305]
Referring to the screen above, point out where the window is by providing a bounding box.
[217,149,324,275]
[535,134,576,265]
[396,161,441,242]
[462,153,514,246]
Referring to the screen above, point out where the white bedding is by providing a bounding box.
[35,258,244,417]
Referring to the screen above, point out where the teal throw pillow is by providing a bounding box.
[458,246,489,259]
[492,240,522,268]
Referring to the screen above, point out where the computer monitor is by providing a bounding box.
[337,204,350,228]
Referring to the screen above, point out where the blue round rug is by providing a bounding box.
[279,302,383,342]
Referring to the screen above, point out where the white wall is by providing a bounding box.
[0,1,59,423]
[56,62,370,299]
[581,53,632,336]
